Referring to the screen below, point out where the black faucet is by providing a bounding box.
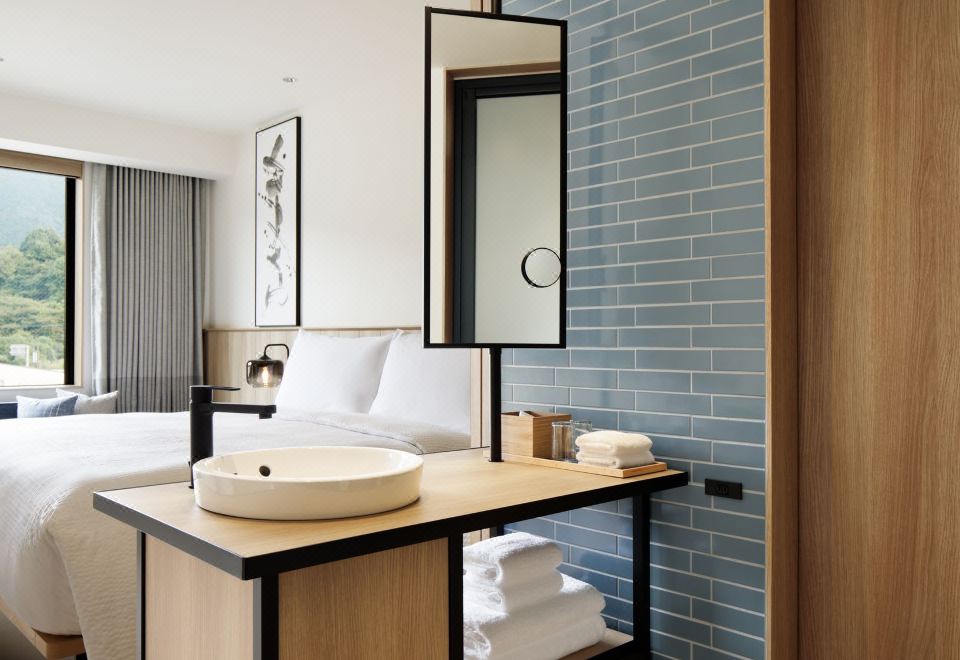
[189,385,277,488]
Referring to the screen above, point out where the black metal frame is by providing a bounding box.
[137,532,146,660]
[254,116,301,328]
[253,575,279,660]
[102,470,685,659]
[422,7,568,350]
[63,177,76,385]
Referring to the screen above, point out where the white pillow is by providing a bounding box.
[275,330,396,415]
[369,332,471,435]
[56,389,119,414]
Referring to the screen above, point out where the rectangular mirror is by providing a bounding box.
[424,8,566,348]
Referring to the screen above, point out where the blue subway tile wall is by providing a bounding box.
[500,0,765,657]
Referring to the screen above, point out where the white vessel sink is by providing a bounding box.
[192,446,424,520]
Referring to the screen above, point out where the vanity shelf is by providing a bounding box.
[95,448,686,659]
[563,630,632,659]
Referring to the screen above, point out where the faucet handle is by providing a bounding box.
[190,384,241,405]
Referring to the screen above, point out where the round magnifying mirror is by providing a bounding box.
[521,247,562,288]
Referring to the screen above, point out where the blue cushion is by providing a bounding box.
[16,394,79,418]
[0,402,16,420]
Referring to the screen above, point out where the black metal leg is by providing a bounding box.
[633,494,652,659]
[136,532,146,660]
[489,347,502,462]
[253,574,279,660]
[448,534,464,659]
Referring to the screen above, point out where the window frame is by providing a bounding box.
[0,149,82,388]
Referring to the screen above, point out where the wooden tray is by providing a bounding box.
[497,453,668,478]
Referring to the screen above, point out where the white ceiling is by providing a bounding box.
[0,0,468,134]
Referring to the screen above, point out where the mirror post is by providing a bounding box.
[489,347,502,462]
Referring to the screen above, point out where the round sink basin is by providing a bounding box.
[192,446,424,520]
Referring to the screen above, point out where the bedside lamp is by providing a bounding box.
[246,344,290,388]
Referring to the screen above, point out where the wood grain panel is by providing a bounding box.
[798,0,960,656]
[145,536,253,660]
[278,540,447,659]
[562,629,631,659]
[0,148,83,178]
[764,0,798,657]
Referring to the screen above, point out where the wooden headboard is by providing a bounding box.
[202,327,488,447]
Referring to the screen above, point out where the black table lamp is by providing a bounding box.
[246,344,290,388]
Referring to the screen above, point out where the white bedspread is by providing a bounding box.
[0,411,468,660]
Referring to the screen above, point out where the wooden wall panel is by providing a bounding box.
[798,0,960,657]
[145,537,253,660]
[764,0,797,658]
[278,540,447,659]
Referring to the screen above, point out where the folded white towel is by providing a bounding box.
[576,449,655,469]
[471,616,607,660]
[464,574,606,660]
[463,532,562,585]
[464,569,564,613]
[575,430,653,454]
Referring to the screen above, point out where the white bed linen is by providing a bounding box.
[0,411,467,660]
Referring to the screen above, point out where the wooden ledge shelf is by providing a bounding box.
[563,629,632,659]
[0,595,85,660]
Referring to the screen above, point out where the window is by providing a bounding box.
[0,157,77,388]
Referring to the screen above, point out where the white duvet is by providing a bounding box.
[0,411,468,660]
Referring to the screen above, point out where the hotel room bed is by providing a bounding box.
[0,409,469,660]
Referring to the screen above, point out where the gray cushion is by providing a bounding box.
[56,389,119,414]
[17,394,78,418]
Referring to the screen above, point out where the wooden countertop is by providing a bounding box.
[94,449,686,579]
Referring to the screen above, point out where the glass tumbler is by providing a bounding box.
[551,421,573,461]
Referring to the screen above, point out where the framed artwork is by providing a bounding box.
[255,116,300,327]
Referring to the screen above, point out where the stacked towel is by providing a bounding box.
[465,570,564,613]
[463,533,607,659]
[575,430,656,469]
[463,530,562,586]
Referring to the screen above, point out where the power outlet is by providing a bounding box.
[704,478,743,500]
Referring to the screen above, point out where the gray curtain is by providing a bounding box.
[88,163,207,412]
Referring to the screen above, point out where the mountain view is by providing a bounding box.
[0,167,67,384]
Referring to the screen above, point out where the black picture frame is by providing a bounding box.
[255,116,301,328]
[423,7,568,350]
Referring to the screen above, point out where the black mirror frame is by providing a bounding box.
[422,7,568,350]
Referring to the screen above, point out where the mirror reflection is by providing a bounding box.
[425,9,565,347]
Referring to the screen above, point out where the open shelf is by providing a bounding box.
[561,629,632,659]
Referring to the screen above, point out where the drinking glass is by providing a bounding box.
[551,421,573,461]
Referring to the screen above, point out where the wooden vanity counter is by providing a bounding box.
[95,448,687,659]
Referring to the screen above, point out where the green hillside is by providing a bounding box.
[0,167,66,247]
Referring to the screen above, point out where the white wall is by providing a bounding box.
[207,0,470,329]
[0,91,236,178]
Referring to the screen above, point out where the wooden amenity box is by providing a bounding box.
[500,411,571,458]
